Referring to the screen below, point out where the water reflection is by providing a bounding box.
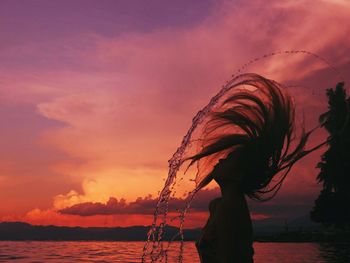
[319,243,350,263]
[0,241,349,262]
[254,243,323,262]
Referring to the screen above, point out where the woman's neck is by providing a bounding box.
[215,178,245,202]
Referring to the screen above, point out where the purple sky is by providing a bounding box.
[0,0,349,227]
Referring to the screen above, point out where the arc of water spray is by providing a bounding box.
[142,50,342,263]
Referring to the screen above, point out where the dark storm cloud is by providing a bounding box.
[59,186,314,221]
[59,188,221,216]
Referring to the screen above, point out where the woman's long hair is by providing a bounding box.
[186,73,323,201]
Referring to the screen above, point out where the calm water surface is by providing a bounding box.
[0,241,349,262]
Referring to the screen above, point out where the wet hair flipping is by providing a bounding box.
[186,73,324,201]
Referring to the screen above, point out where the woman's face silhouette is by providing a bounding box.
[211,151,242,184]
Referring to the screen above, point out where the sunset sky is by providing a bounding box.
[1,0,350,228]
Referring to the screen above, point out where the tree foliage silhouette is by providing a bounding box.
[311,82,350,227]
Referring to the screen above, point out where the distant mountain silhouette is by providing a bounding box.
[0,217,324,241]
[0,222,200,241]
[3,219,347,242]
[289,215,321,229]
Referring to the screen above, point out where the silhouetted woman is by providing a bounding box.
[187,74,323,262]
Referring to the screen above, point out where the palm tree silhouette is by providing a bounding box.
[311,82,350,227]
